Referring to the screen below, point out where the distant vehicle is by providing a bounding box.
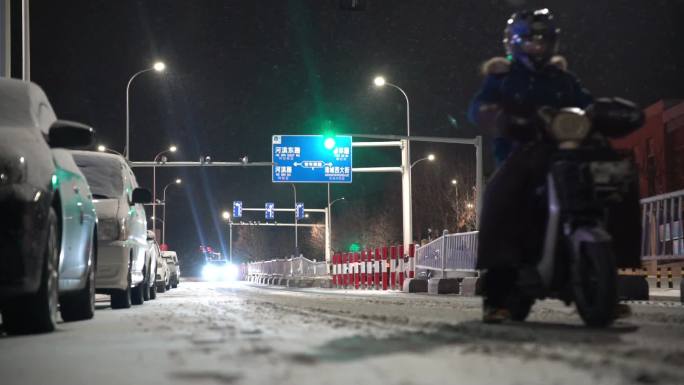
[161,251,180,289]
[201,249,238,281]
[147,232,169,294]
[144,231,160,300]
[0,79,97,334]
[71,151,152,309]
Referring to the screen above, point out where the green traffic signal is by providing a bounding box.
[349,243,361,252]
[324,137,336,150]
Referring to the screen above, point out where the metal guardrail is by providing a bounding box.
[415,230,478,278]
[248,190,684,282]
[641,189,684,261]
[247,256,327,279]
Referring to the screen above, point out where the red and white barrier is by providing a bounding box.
[360,251,367,289]
[398,244,405,289]
[389,246,396,290]
[354,253,361,290]
[365,249,373,288]
[373,247,382,290]
[408,244,416,278]
[325,244,418,291]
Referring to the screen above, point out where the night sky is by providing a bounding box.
[29,0,684,262]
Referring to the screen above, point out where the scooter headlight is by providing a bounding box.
[549,108,592,143]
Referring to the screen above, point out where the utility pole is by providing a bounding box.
[21,0,28,81]
[0,0,10,78]
[229,220,233,263]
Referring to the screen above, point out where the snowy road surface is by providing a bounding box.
[2,281,684,385]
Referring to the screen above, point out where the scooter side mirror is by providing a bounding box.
[588,97,645,138]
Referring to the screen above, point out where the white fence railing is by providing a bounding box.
[415,230,478,278]
[641,189,684,261]
[247,256,327,279]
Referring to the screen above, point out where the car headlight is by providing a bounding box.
[202,264,219,281]
[0,156,27,185]
[98,218,123,241]
[549,108,592,143]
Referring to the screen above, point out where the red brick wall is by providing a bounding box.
[665,102,684,191]
[612,101,667,197]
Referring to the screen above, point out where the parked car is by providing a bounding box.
[146,230,166,296]
[70,151,152,309]
[161,251,180,289]
[0,79,97,334]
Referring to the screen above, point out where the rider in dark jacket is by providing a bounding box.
[468,9,596,322]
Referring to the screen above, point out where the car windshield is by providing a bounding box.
[71,154,123,199]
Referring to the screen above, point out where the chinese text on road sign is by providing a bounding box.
[265,202,275,220]
[272,135,352,183]
[233,201,243,218]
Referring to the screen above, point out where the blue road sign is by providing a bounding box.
[295,202,304,220]
[233,201,243,218]
[265,202,275,220]
[272,135,352,183]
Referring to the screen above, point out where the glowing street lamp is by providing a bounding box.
[153,62,166,72]
[411,153,435,169]
[161,177,182,244]
[152,145,178,235]
[125,61,167,160]
[97,145,123,157]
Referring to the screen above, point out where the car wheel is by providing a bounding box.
[171,277,178,289]
[157,281,167,293]
[60,238,96,322]
[2,208,60,334]
[131,282,144,305]
[142,266,151,301]
[149,268,158,300]
[111,266,132,309]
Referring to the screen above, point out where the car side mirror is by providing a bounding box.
[131,187,153,204]
[146,230,156,241]
[48,120,95,149]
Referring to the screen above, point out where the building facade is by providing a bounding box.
[611,100,684,197]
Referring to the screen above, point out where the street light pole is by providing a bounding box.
[149,216,164,227]
[162,178,182,245]
[326,196,345,267]
[374,76,412,255]
[222,211,233,263]
[125,61,165,160]
[291,184,298,256]
[152,146,177,236]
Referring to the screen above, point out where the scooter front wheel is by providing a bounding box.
[571,228,618,328]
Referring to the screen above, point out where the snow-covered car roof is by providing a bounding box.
[70,151,125,199]
[0,78,56,134]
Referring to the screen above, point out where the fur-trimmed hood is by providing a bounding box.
[480,55,568,76]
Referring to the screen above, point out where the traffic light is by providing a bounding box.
[322,120,336,150]
[324,137,336,150]
[349,243,361,252]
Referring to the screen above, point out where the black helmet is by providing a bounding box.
[503,8,560,71]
